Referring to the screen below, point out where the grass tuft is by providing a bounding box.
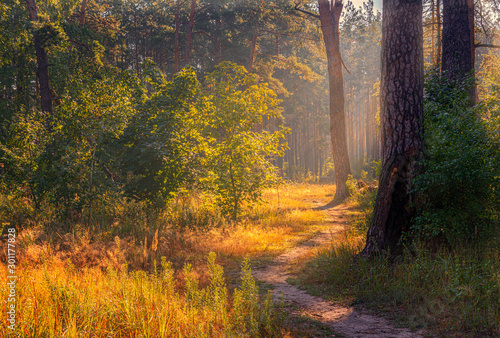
[293,187,500,336]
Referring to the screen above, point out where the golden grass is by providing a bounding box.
[0,254,276,337]
[2,184,332,274]
[0,183,337,337]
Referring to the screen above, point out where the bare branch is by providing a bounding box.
[294,3,320,19]
[68,39,91,51]
[475,43,500,49]
[341,58,351,74]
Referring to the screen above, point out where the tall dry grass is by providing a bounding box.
[0,183,334,337]
[0,253,281,337]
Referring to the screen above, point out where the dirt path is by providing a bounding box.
[253,204,424,338]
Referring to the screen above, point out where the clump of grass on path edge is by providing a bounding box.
[292,189,500,337]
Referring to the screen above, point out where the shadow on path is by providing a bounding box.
[253,203,424,338]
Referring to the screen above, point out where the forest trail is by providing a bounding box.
[253,203,423,338]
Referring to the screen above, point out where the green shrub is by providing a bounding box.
[413,71,500,244]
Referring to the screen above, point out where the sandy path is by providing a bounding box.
[253,204,424,338]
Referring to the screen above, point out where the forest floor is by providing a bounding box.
[2,184,497,336]
[255,202,425,337]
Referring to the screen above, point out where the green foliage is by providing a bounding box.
[32,21,67,49]
[121,67,200,203]
[413,71,500,243]
[120,62,286,222]
[233,257,274,336]
[199,62,288,220]
[33,67,138,216]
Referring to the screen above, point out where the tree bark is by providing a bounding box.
[361,0,424,256]
[134,8,139,76]
[215,10,223,64]
[26,0,53,119]
[184,0,197,66]
[431,0,436,65]
[79,0,88,25]
[248,26,259,73]
[436,0,442,65]
[441,0,475,103]
[174,0,181,72]
[318,0,351,207]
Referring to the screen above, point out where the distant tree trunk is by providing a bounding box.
[184,0,197,66]
[431,0,436,65]
[215,11,223,64]
[318,0,351,206]
[441,0,475,103]
[26,0,53,122]
[248,26,259,73]
[275,33,280,55]
[174,0,181,72]
[79,0,88,25]
[365,89,370,160]
[134,8,140,76]
[436,0,442,65]
[361,0,424,256]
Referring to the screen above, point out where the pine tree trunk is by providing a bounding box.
[215,12,223,64]
[79,0,88,25]
[441,0,475,103]
[436,0,442,65]
[248,27,259,73]
[318,0,351,206]
[431,0,435,65]
[361,0,424,256]
[173,0,181,72]
[184,0,196,66]
[26,0,53,123]
[134,9,139,76]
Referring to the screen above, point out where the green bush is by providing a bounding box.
[413,71,500,244]
[198,62,287,221]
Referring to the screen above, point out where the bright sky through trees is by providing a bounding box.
[350,0,382,10]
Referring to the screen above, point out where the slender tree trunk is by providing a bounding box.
[184,0,196,66]
[365,89,370,161]
[134,8,139,76]
[431,0,436,65]
[216,11,223,64]
[248,26,259,73]
[436,0,442,65]
[318,0,351,207]
[441,0,475,103]
[79,0,88,25]
[174,0,181,72]
[275,33,280,55]
[361,0,424,256]
[26,0,53,120]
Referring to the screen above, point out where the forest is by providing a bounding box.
[0,0,499,336]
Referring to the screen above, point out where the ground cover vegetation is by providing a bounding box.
[1,0,500,336]
[0,183,333,337]
[292,70,500,336]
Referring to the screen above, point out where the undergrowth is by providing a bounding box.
[0,184,328,273]
[0,183,334,337]
[0,253,285,337]
[293,188,500,337]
